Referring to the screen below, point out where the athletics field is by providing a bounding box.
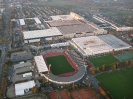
[46,55,75,75]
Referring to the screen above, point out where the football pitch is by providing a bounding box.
[114,52,133,62]
[88,55,119,67]
[46,55,75,75]
[96,67,133,99]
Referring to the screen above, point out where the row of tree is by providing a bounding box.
[0,60,10,98]
[90,60,133,75]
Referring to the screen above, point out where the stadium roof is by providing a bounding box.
[23,27,63,40]
[34,55,48,73]
[51,15,74,21]
[15,80,35,96]
[19,19,25,26]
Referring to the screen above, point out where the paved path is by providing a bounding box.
[85,68,99,92]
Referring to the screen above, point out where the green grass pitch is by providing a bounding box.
[96,67,133,99]
[114,52,133,62]
[88,55,119,67]
[46,55,75,75]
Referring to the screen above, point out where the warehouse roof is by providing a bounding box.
[23,27,62,40]
[15,80,35,96]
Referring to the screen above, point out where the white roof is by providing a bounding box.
[34,18,41,24]
[34,55,48,73]
[16,90,24,96]
[72,36,112,55]
[28,39,40,43]
[98,34,131,50]
[51,15,74,21]
[23,27,62,40]
[23,72,32,77]
[19,19,25,25]
[15,80,35,96]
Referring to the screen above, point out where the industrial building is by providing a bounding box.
[70,34,131,57]
[22,12,107,44]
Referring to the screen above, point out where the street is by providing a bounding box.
[0,0,10,86]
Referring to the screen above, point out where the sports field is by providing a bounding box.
[96,67,133,99]
[114,52,133,62]
[46,55,75,75]
[88,55,119,67]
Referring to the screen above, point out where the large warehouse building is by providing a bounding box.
[22,12,107,43]
[70,34,131,57]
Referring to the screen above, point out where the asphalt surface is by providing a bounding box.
[0,0,10,86]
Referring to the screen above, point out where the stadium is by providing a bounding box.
[70,34,131,57]
[34,49,86,85]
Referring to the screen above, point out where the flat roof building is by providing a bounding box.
[70,34,131,56]
[15,80,35,96]
[14,61,32,69]
[23,27,62,40]
[11,52,33,62]
[34,55,48,74]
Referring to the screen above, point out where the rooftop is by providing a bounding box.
[23,27,62,40]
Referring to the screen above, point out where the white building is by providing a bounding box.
[15,80,35,96]
[23,27,63,43]
[70,34,131,56]
[34,55,48,74]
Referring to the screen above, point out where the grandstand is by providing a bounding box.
[70,34,131,57]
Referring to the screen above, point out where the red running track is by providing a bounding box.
[43,51,79,77]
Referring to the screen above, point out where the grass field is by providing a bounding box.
[114,52,133,62]
[46,55,75,75]
[88,55,119,67]
[96,67,133,99]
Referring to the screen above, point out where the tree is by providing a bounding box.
[32,86,38,93]
[102,65,106,72]
[90,67,96,75]
[112,64,117,70]
[72,83,75,90]
[96,67,100,73]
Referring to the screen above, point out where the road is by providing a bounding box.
[0,0,10,86]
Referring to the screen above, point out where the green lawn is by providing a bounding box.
[114,52,133,62]
[46,55,75,75]
[88,55,119,67]
[96,67,133,99]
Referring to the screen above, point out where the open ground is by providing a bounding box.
[96,67,133,99]
[88,55,119,67]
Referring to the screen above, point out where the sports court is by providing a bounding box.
[46,55,75,75]
[114,51,133,62]
[88,55,119,67]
